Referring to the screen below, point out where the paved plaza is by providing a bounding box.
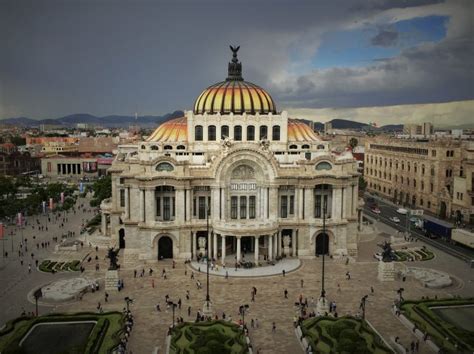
[1,198,473,353]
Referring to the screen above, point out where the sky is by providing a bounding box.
[0,0,473,127]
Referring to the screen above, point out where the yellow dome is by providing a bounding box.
[194,80,276,115]
[194,46,277,115]
[147,117,187,142]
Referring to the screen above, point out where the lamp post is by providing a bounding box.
[397,288,404,303]
[360,295,368,320]
[316,198,329,315]
[171,302,177,327]
[33,288,42,317]
[203,204,212,317]
[124,297,133,312]
[239,304,249,327]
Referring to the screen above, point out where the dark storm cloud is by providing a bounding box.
[371,29,399,46]
[0,0,471,118]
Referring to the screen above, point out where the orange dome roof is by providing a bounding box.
[194,80,276,115]
[287,119,320,141]
[146,117,319,143]
[146,117,187,142]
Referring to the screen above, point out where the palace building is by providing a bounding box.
[100,47,361,264]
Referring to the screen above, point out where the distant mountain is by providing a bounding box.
[0,110,184,128]
[378,124,403,132]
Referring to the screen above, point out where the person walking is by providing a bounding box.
[272,322,276,333]
[284,289,288,299]
[28,264,31,273]
[301,279,304,288]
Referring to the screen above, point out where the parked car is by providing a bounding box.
[371,206,381,214]
[396,208,408,215]
[390,216,401,223]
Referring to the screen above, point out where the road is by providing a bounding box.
[363,194,474,264]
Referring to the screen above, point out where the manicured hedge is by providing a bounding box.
[400,298,474,353]
[301,316,391,354]
[0,312,124,354]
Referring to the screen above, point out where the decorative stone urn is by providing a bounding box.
[198,237,207,256]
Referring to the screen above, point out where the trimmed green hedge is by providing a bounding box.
[38,260,81,273]
[0,312,124,354]
[169,320,248,354]
[400,298,474,353]
[301,316,391,354]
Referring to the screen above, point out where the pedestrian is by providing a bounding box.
[255,318,259,328]
[225,271,229,279]
[284,289,288,299]
[149,268,153,276]
[272,322,276,333]
[282,269,286,277]
[301,279,304,288]
[105,292,109,302]
[151,279,155,288]
[156,304,161,312]
[134,269,137,278]
[346,271,351,280]
[371,286,374,294]
[28,264,32,273]
[415,340,419,352]
[188,306,191,317]
[337,283,341,292]
[251,318,254,328]
[186,290,190,300]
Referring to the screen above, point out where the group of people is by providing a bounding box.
[116,310,134,354]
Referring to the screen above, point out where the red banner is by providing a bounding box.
[0,223,4,239]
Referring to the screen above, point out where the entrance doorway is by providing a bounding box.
[315,233,329,255]
[241,236,254,254]
[119,229,125,249]
[158,236,173,259]
[439,202,447,219]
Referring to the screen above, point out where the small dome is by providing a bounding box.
[287,119,320,141]
[147,117,187,142]
[194,46,276,115]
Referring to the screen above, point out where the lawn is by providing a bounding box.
[169,320,249,354]
[393,247,434,262]
[300,316,391,354]
[400,298,474,353]
[0,312,124,354]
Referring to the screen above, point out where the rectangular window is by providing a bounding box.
[120,189,125,207]
[172,197,175,217]
[249,196,256,219]
[198,196,206,219]
[208,196,211,216]
[289,195,295,215]
[315,195,321,218]
[231,196,238,219]
[240,196,247,219]
[280,196,288,218]
[163,197,170,221]
[323,195,328,216]
[47,162,51,172]
[193,198,196,217]
[156,197,161,216]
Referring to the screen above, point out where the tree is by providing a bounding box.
[359,176,367,191]
[349,137,358,149]
[90,175,112,207]
[10,136,26,146]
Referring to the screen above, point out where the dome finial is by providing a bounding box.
[227,45,243,81]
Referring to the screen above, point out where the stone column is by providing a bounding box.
[269,187,278,219]
[221,235,226,264]
[292,230,297,256]
[175,188,185,222]
[192,231,197,259]
[262,188,268,219]
[139,188,145,222]
[277,231,282,257]
[254,236,259,263]
[145,188,155,224]
[124,187,130,219]
[101,213,107,235]
[268,234,273,261]
[306,187,314,219]
[352,185,358,218]
[331,187,339,220]
[213,232,218,259]
[236,236,241,262]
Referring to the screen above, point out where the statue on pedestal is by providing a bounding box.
[378,241,394,262]
[107,247,120,270]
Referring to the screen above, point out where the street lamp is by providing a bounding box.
[239,304,249,327]
[360,295,368,320]
[397,288,404,303]
[316,198,329,315]
[33,288,42,317]
[124,297,133,312]
[170,302,178,327]
[206,204,210,306]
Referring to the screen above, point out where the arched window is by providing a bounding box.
[234,125,242,141]
[259,125,268,140]
[208,125,216,141]
[315,162,332,171]
[289,144,298,149]
[195,125,203,141]
[151,145,159,151]
[141,145,146,150]
[177,145,185,150]
[164,145,173,150]
[317,144,325,150]
[272,125,280,141]
[247,126,255,141]
[221,125,229,139]
[302,144,310,149]
[156,162,174,172]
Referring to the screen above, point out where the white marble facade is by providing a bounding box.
[100,50,361,263]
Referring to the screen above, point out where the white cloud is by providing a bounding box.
[286,99,474,127]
